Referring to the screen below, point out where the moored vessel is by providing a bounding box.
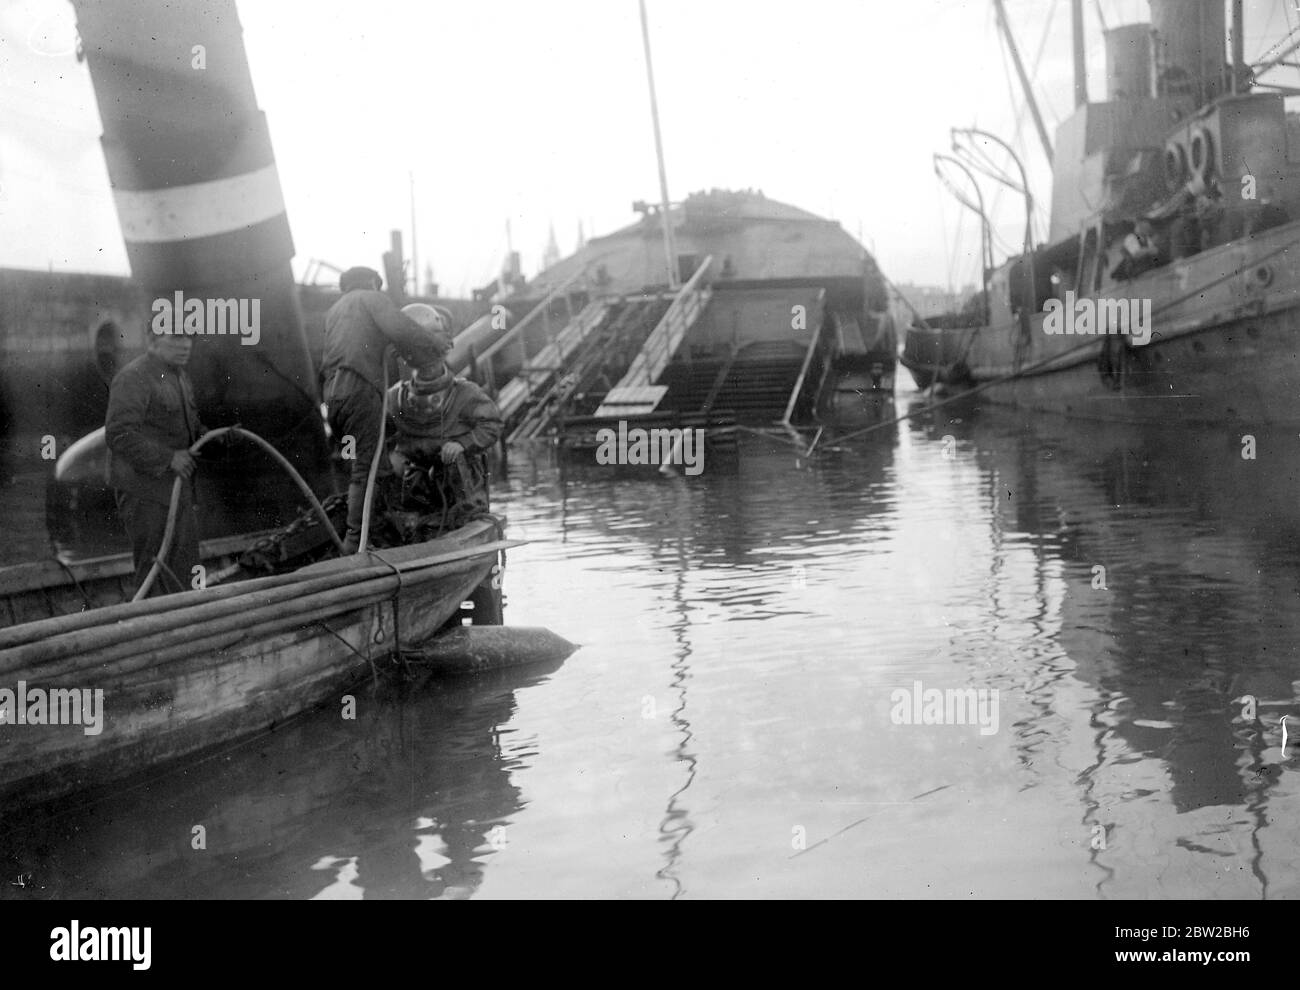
[0,515,511,809]
[902,0,1300,426]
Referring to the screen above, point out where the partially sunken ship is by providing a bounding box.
[458,188,897,443]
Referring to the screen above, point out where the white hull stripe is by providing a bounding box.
[112,164,286,244]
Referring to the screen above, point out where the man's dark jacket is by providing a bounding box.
[105,351,204,504]
[322,289,448,396]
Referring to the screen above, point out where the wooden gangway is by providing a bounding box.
[494,299,611,423]
[593,256,714,417]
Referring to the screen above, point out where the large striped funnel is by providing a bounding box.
[70,0,333,525]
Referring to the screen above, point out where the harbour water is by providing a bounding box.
[3,379,1300,899]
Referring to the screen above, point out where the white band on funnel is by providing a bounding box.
[113,164,286,243]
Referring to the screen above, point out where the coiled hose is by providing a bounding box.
[132,426,345,602]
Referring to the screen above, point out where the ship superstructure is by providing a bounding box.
[902,0,1300,426]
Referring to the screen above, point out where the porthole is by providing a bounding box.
[1249,265,1273,289]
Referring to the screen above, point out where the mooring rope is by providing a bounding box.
[315,618,381,688]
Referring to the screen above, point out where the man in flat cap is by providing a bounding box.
[105,330,206,596]
[322,267,451,552]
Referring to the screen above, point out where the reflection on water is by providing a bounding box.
[0,664,553,899]
[4,382,1300,898]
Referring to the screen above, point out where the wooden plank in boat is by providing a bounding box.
[0,560,87,598]
[0,530,277,598]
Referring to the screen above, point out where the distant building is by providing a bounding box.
[471,250,526,303]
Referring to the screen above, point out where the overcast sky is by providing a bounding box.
[2,0,1297,297]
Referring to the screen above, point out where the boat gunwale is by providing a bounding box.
[0,522,506,808]
[0,518,507,652]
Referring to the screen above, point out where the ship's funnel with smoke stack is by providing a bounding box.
[1105,23,1153,102]
[66,0,333,534]
[1150,0,1227,105]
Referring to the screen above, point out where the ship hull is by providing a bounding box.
[977,302,1300,424]
[0,520,503,810]
[903,218,1300,425]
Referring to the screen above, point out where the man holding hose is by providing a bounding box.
[105,330,206,597]
[321,266,452,553]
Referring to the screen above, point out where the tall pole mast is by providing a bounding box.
[991,0,1054,164]
[1072,0,1088,107]
[639,0,679,289]
[409,170,419,297]
[1231,0,1244,93]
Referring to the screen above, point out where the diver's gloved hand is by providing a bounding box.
[440,441,464,464]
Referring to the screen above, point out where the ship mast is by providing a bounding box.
[1230,0,1244,93]
[638,0,679,290]
[409,171,419,297]
[991,0,1054,164]
[1072,0,1087,107]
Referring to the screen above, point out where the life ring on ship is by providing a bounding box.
[1164,141,1189,192]
[1189,127,1215,184]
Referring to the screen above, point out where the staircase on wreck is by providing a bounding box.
[457,256,898,449]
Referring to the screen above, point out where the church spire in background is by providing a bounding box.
[542,222,561,272]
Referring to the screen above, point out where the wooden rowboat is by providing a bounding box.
[0,518,513,810]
